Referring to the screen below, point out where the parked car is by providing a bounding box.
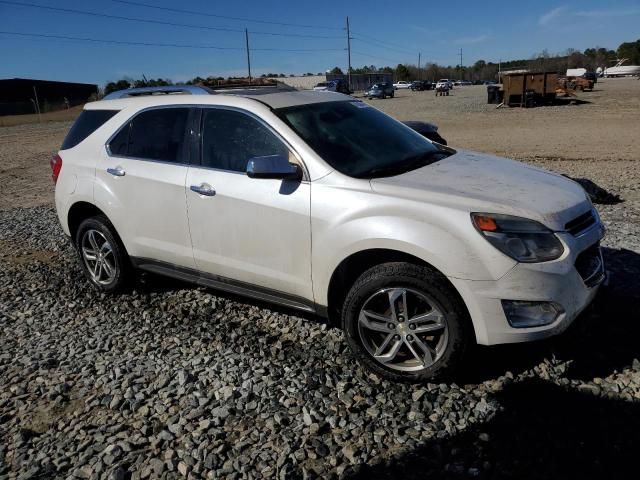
[313,81,336,92]
[313,79,351,94]
[53,85,605,382]
[393,80,411,89]
[437,79,454,89]
[410,80,433,91]
[435,80,450,96]
[402,120,447,145]
[366,82,395,99]
[332,78,351,94]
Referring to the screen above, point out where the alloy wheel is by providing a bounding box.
[357,287,449,372]
[81,229,117,285]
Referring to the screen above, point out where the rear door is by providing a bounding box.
[95,106,196,268]
[185,106,313,301]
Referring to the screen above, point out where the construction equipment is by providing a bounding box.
[557,76,594,92]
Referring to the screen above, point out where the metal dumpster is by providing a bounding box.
[501,72,557,107]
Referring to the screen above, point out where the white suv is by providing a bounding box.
[52,85,605,382]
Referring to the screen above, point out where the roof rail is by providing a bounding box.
[103,85,213,100]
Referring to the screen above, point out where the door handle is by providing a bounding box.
[190,183,216,197]
[107,166,126,177]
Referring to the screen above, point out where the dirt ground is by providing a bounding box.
[0,78,638,211]
[367,78,640,202]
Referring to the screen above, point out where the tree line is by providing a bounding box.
[103,38,639,94]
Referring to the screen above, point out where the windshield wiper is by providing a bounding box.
[360,150,450,178]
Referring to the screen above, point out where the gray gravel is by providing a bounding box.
[1,205,640,479]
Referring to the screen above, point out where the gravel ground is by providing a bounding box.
[1,79,640,479]
[1,204,639,480]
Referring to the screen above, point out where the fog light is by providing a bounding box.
[501,300,564,328]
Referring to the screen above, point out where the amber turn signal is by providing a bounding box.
[473,215,498,232]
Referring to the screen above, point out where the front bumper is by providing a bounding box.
[449,221,605,345]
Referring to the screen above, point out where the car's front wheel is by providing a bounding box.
[75,215,132,293]
[342,262,471,382]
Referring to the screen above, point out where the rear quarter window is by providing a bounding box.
[61,110,119,150]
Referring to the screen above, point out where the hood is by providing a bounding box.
[370,150,590,230]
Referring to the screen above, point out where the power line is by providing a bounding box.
[352,50,411,65]
[111,0,343,31]
[351,35,416,55]
[0,31,345,52]
[351,31,418,54]
[0,1,344,39]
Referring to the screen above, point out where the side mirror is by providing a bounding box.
[246,155,302,181]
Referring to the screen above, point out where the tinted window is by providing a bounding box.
[109,123,129,156]
[61,110,118,150]
[113,108,189,162]
[276,101,446,178]
[201,109,289,172]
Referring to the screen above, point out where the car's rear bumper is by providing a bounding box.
[449,221,605,345]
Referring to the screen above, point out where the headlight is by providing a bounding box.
[471,213,564,263]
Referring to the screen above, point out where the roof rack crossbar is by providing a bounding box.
[103,85,213,100]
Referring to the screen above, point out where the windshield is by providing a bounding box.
[275,101,447,178]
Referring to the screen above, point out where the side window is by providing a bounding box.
[201,109,289,172]
[109,122,129,156]
[109,108,189,163]
[61,110,119,150]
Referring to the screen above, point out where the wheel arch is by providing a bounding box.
[325,248,471,333]
[67,202,126,254]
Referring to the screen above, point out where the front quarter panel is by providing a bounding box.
[311,173,517,307]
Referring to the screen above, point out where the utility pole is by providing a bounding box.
[32,85,41,123]
[346,16,352,92]
[245,28,252,84]
[418,52,421,80]
[459,48,463,80]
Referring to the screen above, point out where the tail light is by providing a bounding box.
[50,153,62,184]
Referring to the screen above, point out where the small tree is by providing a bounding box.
[395,64,411,81]
[104,79,132,95]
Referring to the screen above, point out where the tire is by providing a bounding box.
[341,262,471,383]
[75,215,132,293]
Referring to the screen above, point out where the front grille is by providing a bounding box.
[565,210,597,236]
[575,243,605,288]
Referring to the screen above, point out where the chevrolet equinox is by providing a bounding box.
[52,85,606,382]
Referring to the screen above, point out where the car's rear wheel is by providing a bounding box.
[342,262,471,382]
[75,216,132,293]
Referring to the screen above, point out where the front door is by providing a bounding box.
[185,107,313,301]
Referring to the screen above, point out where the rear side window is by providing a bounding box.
[108,108,189,163]
[61,110,118,150]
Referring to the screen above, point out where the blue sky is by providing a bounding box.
[1,0,639,86]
